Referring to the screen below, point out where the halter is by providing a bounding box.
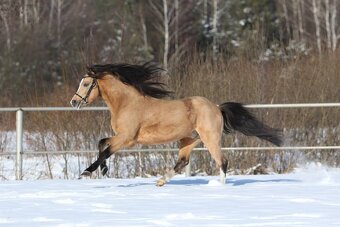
[75,78,98,104]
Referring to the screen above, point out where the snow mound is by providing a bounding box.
[206,179,223,186]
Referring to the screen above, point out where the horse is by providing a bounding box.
[70,62,282,186]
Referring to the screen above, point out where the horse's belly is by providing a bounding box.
[136,124,192,145]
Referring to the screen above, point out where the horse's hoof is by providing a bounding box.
[156,179,166,187]
[80,171,91,177]
[101,166,108,176]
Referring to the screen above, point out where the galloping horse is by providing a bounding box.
[70,62,282,186]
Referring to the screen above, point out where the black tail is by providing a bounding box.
[219,102,283,146]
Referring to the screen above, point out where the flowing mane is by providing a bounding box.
[87,62,173,99]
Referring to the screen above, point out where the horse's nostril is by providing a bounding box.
[70,100,77,107]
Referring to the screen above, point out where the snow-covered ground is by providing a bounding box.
[0,164,340,227]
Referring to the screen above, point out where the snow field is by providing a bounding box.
[0,164,340,226]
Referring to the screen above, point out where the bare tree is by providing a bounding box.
[32,0,41,24]
[325,0,332,51]
[139,2,149,53]
[48,0,55,36]
[330,0,339,51]
[282,0,291,41]
[57,0,63,48]
[212,0,219,60]
[163,0,169,69]
[174,0,179,53]
[297,0,305,42]
[312,0,322,54]
[148,0,170,69]
[23,0,28,25]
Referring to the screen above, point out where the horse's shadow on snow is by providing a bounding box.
[115,179,209,187]
[106,177,301,188]
[226,178,301,186]
[168,178,301,186]
[168,178,209,186]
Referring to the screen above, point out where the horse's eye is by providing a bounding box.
[83,83,89,87]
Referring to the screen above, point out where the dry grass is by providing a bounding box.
[0,51,339,178]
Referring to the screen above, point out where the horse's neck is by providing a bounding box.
[99,80,140,116]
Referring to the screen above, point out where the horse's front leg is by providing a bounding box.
[80,136,132,177]
[80,138,111,177]
[98,138,110,176]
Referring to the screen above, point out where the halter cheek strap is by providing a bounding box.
[75,78,98,104]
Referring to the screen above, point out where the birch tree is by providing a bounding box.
[324,0,331,51]
[57,0,63,49]
[212,0,219,60]
[148,0,193,69]
[162,0,169,69]
[297,0,305,42]
[312,0,322,54]
[330,0,339,52]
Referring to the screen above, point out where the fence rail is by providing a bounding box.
[0,103,339,180]
[0,102,340,112]
[1,146,340,156]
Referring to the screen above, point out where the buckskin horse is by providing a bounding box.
[70,62,282,186]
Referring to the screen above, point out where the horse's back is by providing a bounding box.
[135,96,221,144]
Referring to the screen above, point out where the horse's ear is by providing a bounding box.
[86,66,96,77]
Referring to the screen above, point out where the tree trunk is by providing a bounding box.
[24,0,28,25]
[0,10,11,51]
[325,0,332,51]
[312,0,322,54]
[163,0,169,70]
[33,0,40,24]
[212,0,219,60]
[174,0,179,54]
[48,0,55,36]
[297,0,305,42]
[292,0,299,40]
[57,0,62,49]
[330,0,338,51]
[19,0,24,29]
[282,0,291,41]
[139,3,149,53]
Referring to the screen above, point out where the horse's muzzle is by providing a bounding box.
[70,99,83,109]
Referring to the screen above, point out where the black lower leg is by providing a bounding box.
[97,138,110,175]
[174,157,189,173]
[100,161,108,176]
[83,148,111,174]
[98,138,110,152]
[221,158,228,175]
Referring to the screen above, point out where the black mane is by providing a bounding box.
[87,62,173,99]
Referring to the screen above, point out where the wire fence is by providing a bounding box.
[0,103,339,180]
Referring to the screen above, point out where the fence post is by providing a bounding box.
[16,109,23,180]
[185,161,191,177]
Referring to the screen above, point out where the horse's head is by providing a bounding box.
[70,75,100,109]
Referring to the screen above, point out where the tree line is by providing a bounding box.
[0,0,339,105]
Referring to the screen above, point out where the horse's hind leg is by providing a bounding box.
[156,137,201,186]
[174,137,201,173]
[198,131,228,180]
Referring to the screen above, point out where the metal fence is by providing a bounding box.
[0,103,339,180]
